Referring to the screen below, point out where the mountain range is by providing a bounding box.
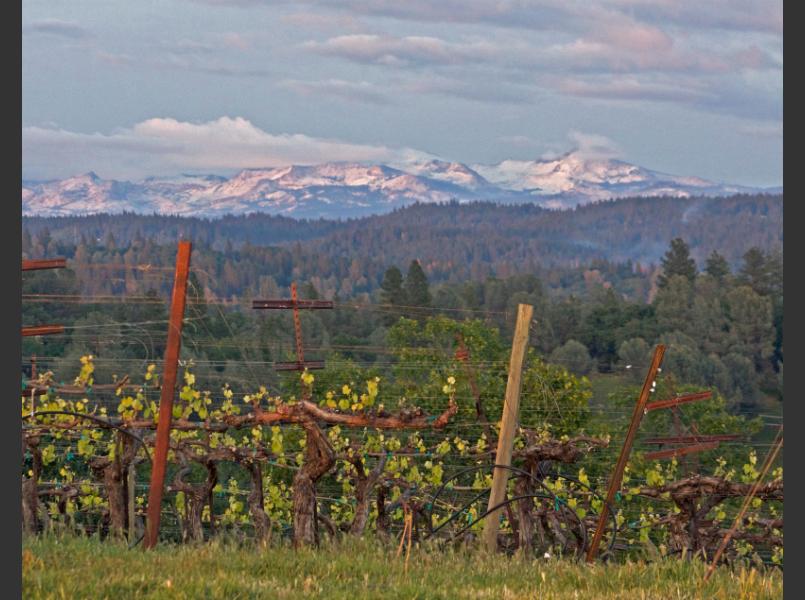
[22,151,779,219]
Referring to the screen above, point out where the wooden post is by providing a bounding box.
[585,344,665,563]
[144,241,192,549]
[128,463,137,545]
[482,303,533,553]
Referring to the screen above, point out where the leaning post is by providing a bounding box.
[585,344,666,562]
[482,303,534,552]
[144,240,192,549]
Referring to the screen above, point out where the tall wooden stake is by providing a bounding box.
[128,463,137,545]
[144,240,192,549]
[585,344,666,563]
[482,303,534,552]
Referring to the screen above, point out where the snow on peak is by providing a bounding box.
[404,160,490,190]
[22,155,770,219]
[473,151,654,195]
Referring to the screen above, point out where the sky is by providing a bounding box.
[22,1,782,186]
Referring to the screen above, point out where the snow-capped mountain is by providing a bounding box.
[472,152,763,209]
[22,152,776,219]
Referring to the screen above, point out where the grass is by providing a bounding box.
[23,534,782,599]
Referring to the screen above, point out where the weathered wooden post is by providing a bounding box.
[127,463,137,545]
[482,303,533,552]
[144,240,192,549]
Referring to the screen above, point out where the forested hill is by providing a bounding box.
[23,194,781,299]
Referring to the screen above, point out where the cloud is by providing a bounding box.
[567,131,621,159]
[189,0,782,36]
[24,20,92,39]
[221,32,250,50]
[556,76,708,103]
[497,135,541,147]
[93,49,273,78]
[737,122,783,138]
[162,33,251,55]
[401,76,537,104]
[191,0,577,31]
[540,22,779,76]
[277,79,391,105]
[280,12,365,32]
[22,116,430,180]
[609,0,783,34]
[554,73,781,122]
[303,34,500,66]
[302,27,779,84]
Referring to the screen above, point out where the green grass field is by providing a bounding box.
[23,535,782,599]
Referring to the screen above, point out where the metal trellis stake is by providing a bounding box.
[22,257,66,338]
[252,281,333,371]
[585,343,666,563]
[144,240,192,549]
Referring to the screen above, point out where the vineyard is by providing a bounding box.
[21,244,783,584]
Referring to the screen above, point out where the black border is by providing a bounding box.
[6,0,22,595]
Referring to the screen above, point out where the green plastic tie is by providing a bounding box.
[554,497,560,512]
[615,491,622,503]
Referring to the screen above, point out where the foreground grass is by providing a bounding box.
[23,535,781,599]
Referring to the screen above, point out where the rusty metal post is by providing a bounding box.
[704,427,783,582]
[585,344,666,563]
[22,258,67,271]
[252,283,332,371]
[291,282,305,366]
[143,240,192,549]
[644,391,711,412]
[455,333,489,434]
[22,325,65,337]
[644,441,720,461]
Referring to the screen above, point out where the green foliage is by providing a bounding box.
[617,338,651,382]
[520,355,593,434]
[658,238,697,288]
[403,259,432,312]
[22,194,782,302]
[387,315,506,418]
[548,339,593,376]
[705,250,731,282]
[379,266,404,325]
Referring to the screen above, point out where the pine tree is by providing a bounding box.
[22,228,32,254]
[738,247,771,296]
[658,238,696,288]
[37,227,52,252]
[404,260,431,306]
[380,266,404,326]
[704,250,730,282]
[301,281,320,300]
[380,266,403,305]
[105,231,117,252]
